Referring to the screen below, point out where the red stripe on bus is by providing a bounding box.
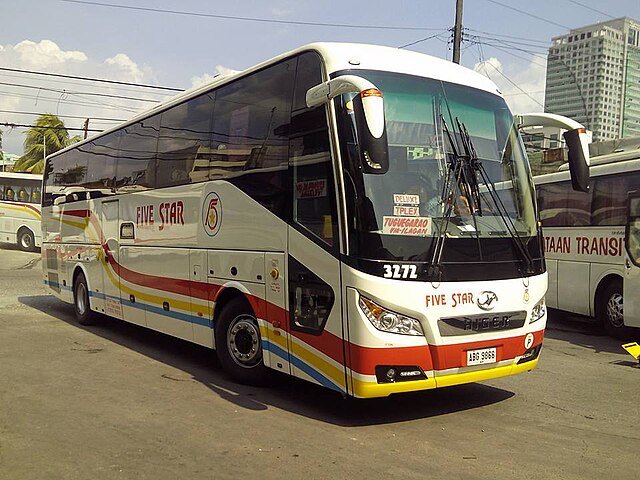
[0,201,41,215]
[62,209,91,218]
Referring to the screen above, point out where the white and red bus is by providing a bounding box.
[535,149,640,339]
[41,43,589,398]
[0,172,42,251]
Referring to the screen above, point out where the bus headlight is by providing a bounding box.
[358,295,424,336]
[530,298,546,323]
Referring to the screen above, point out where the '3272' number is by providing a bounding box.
[383,264,418,279]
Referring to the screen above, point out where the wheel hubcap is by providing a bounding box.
[76,283,87,316]
[227,315,261,368]
[606,293,623,328]
[21,234,32,249]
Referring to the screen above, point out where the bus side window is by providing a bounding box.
[215,58,295,219]
[115,117,160,192]
[591,172,640,226]
[157,93,214,188]
[538,181,590,227]
[290,52,338,248]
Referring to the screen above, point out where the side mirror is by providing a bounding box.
[306,75,388,174]
[516,112,590,192]
[563,128,590,193]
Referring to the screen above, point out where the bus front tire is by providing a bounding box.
[215,297,269,386]
[74,271,95,326]
[598,280,632,340]
[17,228,35,252]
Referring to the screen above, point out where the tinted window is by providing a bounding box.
[0,178,41,204]
[79,131,120,194]
[290,53,336,247]
[115,116,160,192]
[591,172,640,226]
[537,181,591,227]
[156,93,215,187]
[43,149,90,206]
[217,59,295,216]
[292,51,324,111]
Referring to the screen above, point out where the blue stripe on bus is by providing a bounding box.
[44,280,212,328]
[263,341,343,393]
[45,281,342,392]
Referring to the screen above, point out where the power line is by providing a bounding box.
[0,89,141,113]
[0,81,161,103]
[564,0,615,19]
[60,0,445,32]
[0,70,172,97]
[0,109,126,123]
[480,60,544,107]
[478,41,549,69]
[483,0,571,29]
[466,32,549,52]
[465,28,549,45]
[398,32,449,49]
[0,66,182,92]
[1,122,102,132]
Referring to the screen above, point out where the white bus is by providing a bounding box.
[0,172,42,251]
[41,43,589,398]
[535,149,640,339]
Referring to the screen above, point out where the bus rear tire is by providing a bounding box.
[74,271,95,326]
[17,228,35,252]
[597,280,632,340]
[215,297,269,386]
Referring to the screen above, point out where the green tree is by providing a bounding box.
[13,114,81,174]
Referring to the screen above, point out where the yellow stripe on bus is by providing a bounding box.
[2,204,41,220]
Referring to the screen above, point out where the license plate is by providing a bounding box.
[467,347,497,366]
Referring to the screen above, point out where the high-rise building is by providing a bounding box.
[544,17,640,142]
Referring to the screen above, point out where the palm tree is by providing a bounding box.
[13,114,81,174]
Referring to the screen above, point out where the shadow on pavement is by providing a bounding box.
[544,308,640,355]
[20,294,516,426]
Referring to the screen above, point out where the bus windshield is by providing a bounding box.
[336,70,540,275]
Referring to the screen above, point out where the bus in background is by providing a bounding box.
[535,148,640,339]
[0,172,42,251]
[41,43,589,398]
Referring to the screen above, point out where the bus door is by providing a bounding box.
[286,231,347,395]
[101,199,125,321]
[263,252,292,375]
[624,191,640,329]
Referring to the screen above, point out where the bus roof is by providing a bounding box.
[556,147,640,171]
[47,42,503,161]
[535,148,640,184]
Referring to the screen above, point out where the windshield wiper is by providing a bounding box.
[428,115,471,279]
[429,115,535,278]
[455,118,535,275]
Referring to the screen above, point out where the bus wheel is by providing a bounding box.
[598,280,631,340]
[73,271,95,326]
[17,228,35,252]
[215,298,269,385]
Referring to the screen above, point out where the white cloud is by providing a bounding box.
[0,39,165,155]
[474,56,547,114]
[190,65,240,89]
[13,39,87,69]
[103,53,145,83]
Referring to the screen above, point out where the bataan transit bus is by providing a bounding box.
[0,172,42,251]
[535,148,640,339]
[41,43,589,398]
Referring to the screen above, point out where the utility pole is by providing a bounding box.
[83,118,90,139]
[452,0,464,64]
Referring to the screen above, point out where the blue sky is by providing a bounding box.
[0,0,637,154]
